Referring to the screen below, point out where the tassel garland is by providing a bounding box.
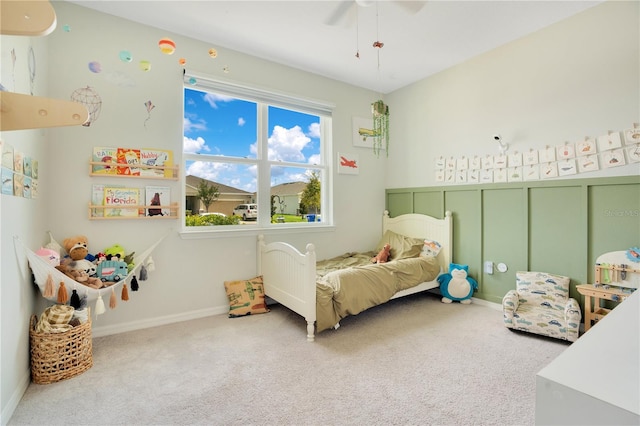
[70,289,81,309]
[145,256,155,272]
[121,283,129,301]
[139,265,148,281]
[43,274,55,298]
[95,294,105,315]
[109,288,117,309]
[130,276,139,291]
[57,282,68,304]
[79,290,88,310]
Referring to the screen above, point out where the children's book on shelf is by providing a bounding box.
[140,148,174,178]
[116,147,141,176]
[103,187,141,217]
[91,183,123,217]
[145,185,171,217]
[2,168,13,195]
[92,147,117,174]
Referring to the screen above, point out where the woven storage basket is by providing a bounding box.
[29,308,93,384]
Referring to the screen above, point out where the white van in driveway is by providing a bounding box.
[232,204,257,220]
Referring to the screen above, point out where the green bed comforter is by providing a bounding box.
[315,253,440,333]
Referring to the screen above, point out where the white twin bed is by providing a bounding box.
[257,211,452,341]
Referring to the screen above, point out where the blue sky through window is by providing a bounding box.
[183,88,321,193]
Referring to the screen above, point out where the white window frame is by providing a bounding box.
[180,70,335,239]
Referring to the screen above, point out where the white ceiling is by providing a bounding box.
[66,0,604,94]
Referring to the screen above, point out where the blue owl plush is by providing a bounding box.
[437,263,478,304]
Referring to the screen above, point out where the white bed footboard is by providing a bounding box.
[257,235,317,341]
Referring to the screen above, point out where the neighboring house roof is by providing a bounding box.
[185,175,252,196]
[271,181,306,196]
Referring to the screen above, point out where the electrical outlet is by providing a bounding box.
[484,261,494,274]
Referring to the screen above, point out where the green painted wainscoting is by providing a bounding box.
[386,176,640,313]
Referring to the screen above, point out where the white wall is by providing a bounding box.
[0,2,390,420]
[385,0,639,189]
[40,2,393,326]
[0,34,51,422]
[2,0,639,422]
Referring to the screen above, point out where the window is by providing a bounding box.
[182,71,333,231]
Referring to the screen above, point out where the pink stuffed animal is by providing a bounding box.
[371,243,391,264]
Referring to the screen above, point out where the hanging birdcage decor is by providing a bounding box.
[371,99,389,157]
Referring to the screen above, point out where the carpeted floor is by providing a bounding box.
[9,292,569,425]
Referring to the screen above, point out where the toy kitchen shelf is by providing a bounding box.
[89,202,179,220]
[89,161,179,180]
[577,252,639,332]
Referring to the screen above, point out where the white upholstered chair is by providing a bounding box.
[502,271,581,342]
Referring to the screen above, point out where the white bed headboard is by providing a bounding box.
[382,210,453,272]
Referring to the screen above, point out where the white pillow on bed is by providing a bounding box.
[376,230,424,260]
[420,239,442,257]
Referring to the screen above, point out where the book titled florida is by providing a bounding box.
[103,187,141,217]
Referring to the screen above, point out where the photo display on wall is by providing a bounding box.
[1,139,39,199]
[434,126,640,184]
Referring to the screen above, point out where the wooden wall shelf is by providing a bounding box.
[89,203,179,220]
[89,161,179,180]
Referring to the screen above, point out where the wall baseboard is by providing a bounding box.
[92,305,228,338]
[1,370,30,425]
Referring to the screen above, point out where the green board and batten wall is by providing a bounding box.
[386,176,640,311]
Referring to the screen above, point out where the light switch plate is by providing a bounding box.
[484,261,493,274]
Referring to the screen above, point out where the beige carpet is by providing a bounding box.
[9,292,569,425]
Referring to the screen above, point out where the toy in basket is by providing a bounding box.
[29,306,92,384]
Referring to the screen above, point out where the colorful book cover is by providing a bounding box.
[116,148,141,176]
[13,173,24,196]
[23,176,32,198]
[92,147,118,174]
[140,148,174,178]
[13,151,24,174]
[23,156,32,177]
[145,185,171,217]
[103,187,141,217]
[1,168,13,195]
[91,183,117,217]
[1,142,13,170]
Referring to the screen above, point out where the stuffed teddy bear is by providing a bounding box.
[55,264,103,289]
[371,243,391,264]
[62,235,104,288]
[437,263,478,304]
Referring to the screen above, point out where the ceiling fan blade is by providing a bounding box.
[393,1,426,15]
[324,1,354,26]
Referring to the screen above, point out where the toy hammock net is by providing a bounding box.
[14,232,167,317]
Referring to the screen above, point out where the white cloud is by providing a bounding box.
[308,154,321,165]
[183,136,210,154]
[203,92,234,108]
[238,117,245,126]
[308,122,321,138]
[184,116,207,133]
[187,161,230,181]
[267,125,310,162]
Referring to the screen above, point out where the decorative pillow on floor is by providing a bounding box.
[224,276,270,318]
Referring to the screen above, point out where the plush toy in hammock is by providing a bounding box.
[437,263,478,304]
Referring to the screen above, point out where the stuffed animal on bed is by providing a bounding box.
[437,263,478,304]
[371,243,391,264]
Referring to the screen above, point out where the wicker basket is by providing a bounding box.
[29,309,93,384]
